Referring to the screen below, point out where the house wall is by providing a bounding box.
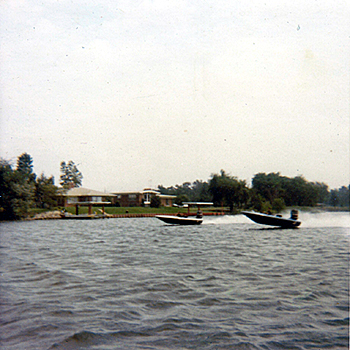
[113,192,175,207]
[57,197,76,207]
[159,197,173,207]
[117,193,143,207]
[57,196,111,207]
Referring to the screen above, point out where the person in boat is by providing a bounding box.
[290,209,299,220]
[196,210,203,218]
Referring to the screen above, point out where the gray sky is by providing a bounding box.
[1,0,349,192]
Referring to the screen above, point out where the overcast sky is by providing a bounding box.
[1,0,349,192]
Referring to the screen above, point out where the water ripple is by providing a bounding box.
[0,214,349,349]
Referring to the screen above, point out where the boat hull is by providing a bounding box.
[242,211,301,228]
[155,215,203,225]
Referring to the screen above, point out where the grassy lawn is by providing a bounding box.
[65,206,180,215]
[27,205,349,218]
[63,206,222,215]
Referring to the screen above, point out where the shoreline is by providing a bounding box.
[27,211,225,221]
[2,206,348,222]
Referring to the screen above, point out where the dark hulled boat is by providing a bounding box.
[155,202,213,225]
[155,215,203,225]
[242,210,301,228]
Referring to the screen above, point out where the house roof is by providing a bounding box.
[112,191,141,195]
[58,187,115,197]
[158,194,177,199]
[112,190,176,199]
[112,189,160,195]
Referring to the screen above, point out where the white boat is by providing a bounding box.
[242,210,301,228]
[155,202,213,225]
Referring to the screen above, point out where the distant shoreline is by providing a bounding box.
[22,206,349,221]
[27,211,225,221]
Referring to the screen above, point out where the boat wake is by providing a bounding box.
[203,215,247,225]
[298,211,349,229]
[204,211,349,231]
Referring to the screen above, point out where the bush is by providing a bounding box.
[150,195,161,208]
[272,198,286,212]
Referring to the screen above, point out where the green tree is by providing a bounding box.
[272,198,286,212]
[284,176,319,206]
[192,180,211,202]
[0,158,34,220]
[252,173,285,204]
[337,186,350,207]
[60,161,83,188]
[16,152,36,182]
[252,173,326,207]
[313,182,330,204]
[249,190,271,212]
[35,174,58,208]
[209,170,249,212]
[328,186,349,208]
[208,170,229,206]
[158,180,211,202]
[175,194,190,206]
[0,159,16,220]
[329,190,339,207]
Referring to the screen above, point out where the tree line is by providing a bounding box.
[0,153,82,220]
[159,170,349,213]
[0,153,349,220]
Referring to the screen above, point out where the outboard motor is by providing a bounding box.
[290,209,299,220]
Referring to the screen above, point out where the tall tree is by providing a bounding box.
[60,161,83,188]
[158,180,210,202]
[253,173,330,207]
[252,172,284,204]
[209,170,249,212]
[208,170,229,206]
[0,159,16,220]
[337,186,350,207]
[329,186,350,207]
[16,153,36,182]
[192,180,211,202]
[0,158,34,220]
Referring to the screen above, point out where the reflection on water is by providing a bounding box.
[0,212,349,349]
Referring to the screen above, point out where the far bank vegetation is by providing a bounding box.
[1,153,349,220]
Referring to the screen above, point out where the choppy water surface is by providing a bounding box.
[1,212,349,349]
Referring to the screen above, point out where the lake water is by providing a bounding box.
[1,212,349,350]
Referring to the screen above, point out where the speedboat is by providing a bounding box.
[155,214,203,225]
[155,202,213,225]
[242,209,301,228]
